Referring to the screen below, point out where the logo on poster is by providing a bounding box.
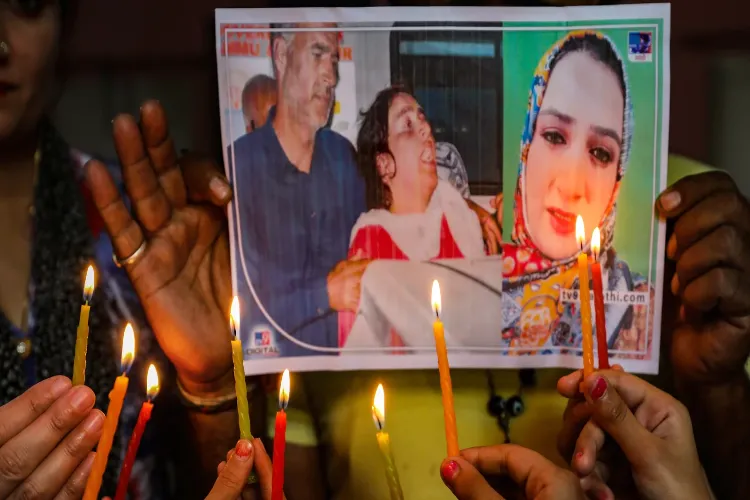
[248,325,280,356]
[628,32,653,62]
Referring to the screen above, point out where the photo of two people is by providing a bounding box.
[216,6,669,374]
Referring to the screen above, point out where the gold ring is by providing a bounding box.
[113,240,147,268]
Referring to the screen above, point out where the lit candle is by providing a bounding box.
[114,364,160,500]
[431,280,459,457]
[229,297,257,485]
[590,227,610,370]
[73,265,95,386]
[271,369,290,500]
[83,323,135,500]
[576,216,595,379]
[372,384,404,500]
[230,296,252,440]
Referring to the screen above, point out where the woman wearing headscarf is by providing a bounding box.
[502,31,653,356]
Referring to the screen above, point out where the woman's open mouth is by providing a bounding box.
[547,207,577,236]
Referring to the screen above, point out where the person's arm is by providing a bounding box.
[674,374,750,500]
[169,373,267,500]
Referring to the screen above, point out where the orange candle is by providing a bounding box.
[83,324,135,500]
[271,369,290,500]
[114,364,160,500]
[432,280,459,457]
[73,265,95,386]
[372,384,404,500]
[576,216,595,379]
[590,228,610,369]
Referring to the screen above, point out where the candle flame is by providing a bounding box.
[83,265,95,303]
[592,227,601,261]
[372,383,385,431]
[575,215,585,250]
[431,280,441,318]
[146,364,160,400]
[121,323,135,374]
[229,296,240,337]
[279,369,290,410]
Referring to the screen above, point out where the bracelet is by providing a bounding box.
[176,379,248,414]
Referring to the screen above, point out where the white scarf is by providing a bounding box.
[349,180,486,260]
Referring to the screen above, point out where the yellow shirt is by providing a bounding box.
[270,154,730,500]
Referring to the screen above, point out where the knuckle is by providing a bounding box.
[0,448,26,482]
[717,225,740,255]
[48,406,74,434]
[219,472,242,491]
[60,476,83,500]
[10,480,42,500]
[607,400,629,425]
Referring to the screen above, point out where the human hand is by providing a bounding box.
[440,444,584,500]
[0,376,103,499]
[86,100,235,398]
[489,192,503,213]
[557,369,712,500]
[326,254,370,313]
[207,438,276,500]
[657,171,750,383]
[468,199,502,255]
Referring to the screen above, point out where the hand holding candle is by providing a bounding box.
[590,227,610,369]
[73,265,95,386]
[432,280,459,457]
[575,216,595,379]
[114,364,160,500]
[271,369,290,500]
[372,384,404,500]
[83,323,135,500]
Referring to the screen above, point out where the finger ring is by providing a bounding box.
[113,240,147,268]
[0,41,9,56]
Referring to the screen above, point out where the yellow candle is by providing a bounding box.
[230,297,253,440]
[432,280,459,457]
[576,216,595,379]
[73,265,95,386]
[372,384,404,500]
[83,323,134,500]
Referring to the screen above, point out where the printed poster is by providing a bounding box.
[215,5,670,376]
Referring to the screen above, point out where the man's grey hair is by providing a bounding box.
[269,23,299,78]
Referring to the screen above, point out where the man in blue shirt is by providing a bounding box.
[230,23,368,356]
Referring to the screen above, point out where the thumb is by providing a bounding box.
[206,440,255,500]
[584,374,653,462]
[350,248,365,261]
[440,458,505,500]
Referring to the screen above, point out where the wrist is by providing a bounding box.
[178,369,236,401]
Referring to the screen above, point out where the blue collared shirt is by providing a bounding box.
[230,111,365,356]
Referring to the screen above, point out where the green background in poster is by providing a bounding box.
[502,20,664,281]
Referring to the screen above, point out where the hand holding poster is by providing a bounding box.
[215,4,670,376]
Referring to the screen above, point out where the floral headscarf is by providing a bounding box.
[502,30,633,348]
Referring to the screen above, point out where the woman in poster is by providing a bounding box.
[339,86,487,347]
[503,31,653,357]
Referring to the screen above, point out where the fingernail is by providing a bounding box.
[666,235,677,259]
[590,377,607,401]
[235,439,253,460]
[660,190,681,211]
[70,386,94,411]
[84,411,104,433]
[210,177,231,200]
[671,274,680,296]
[51,376,72,398]
[440,460,460,482]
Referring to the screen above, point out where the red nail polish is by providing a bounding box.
[235,439,252,458]
[591,377,607,401]
[440,460,460,482]
[574,451,583,461]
